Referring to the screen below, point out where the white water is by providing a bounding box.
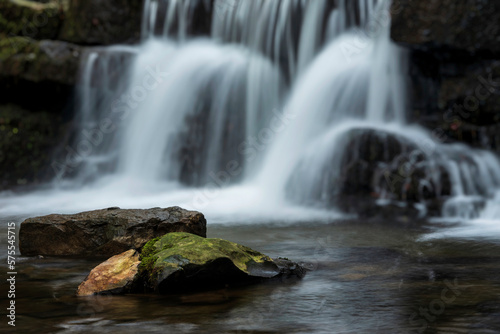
[1,0,500,237]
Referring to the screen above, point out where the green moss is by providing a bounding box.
[0,0,63,40]
[0,35,38,60]
[58,0,141,44]
[152,233,271,272]
[138,233,276,289]
[138,237,161,284]
[140,237,162,259]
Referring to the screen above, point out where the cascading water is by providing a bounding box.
[65,45,138,184]
[1,0,500,235]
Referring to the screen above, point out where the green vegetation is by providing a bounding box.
[0,0,64,40]
[138,232,275,288]
[0,35,38,60]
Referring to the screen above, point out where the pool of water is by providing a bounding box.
[1,218,500,333]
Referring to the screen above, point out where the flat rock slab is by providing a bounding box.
[19,207,206,257]
[77,249,140,296]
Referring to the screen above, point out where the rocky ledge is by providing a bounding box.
[19,206,207,257]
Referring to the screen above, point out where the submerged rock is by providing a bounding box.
[77,249,140,296]
[19,207,207,257]
[137,233,306,293]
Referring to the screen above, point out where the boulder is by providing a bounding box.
[77,249,140,296]
[58,0,142,45]
[137,232,306,293]
[335,129,451,205]
[19,207,207,257]
[285,128,458,218]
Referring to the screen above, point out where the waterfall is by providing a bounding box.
[63,45,138,183]
[116,40,280,185]
[2,0,500,229]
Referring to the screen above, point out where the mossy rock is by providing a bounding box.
[0,36,81,85]
[0,0,65,40]
[58,0,142,45]
[138,232,305,293]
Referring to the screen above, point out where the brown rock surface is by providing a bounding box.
[19,206,207,257]
[77,249,140,296]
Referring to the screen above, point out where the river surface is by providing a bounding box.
[2,216,499,334]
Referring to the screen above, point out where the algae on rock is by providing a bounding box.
[76,231,306,296]
[138,232,299,293]
[0,0,65,40]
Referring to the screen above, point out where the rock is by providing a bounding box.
[390,1,500,154]
[403,49,500,154]
[273,257,307,279]
[391,0,500,54]
[0,37,80,189]
[77,249,140,296]
[0,36,82,111]
[19,207,207,257]
[286,128,459,218]
[0,37,81,86]
[137,232,306,293]
[439,63,500,126]
[0,104,64,189]
[58,0,142,45]
[0,0,64,40]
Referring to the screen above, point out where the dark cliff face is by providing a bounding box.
[391,0,500,54]
[391,0,500,154]
[0,0,145,189]
[58,0,143,45]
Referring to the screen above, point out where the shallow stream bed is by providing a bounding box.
[1,218,499,333]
